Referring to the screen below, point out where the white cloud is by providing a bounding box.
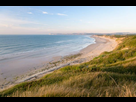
[0,17,34,26]
[79,19,91,24]
[42,11,48,14]
[87,21,91,24]
[79,19,83,22]
[57,13,67,16]
[0,15,48,34]
[27,12,33,14]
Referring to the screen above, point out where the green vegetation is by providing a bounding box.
[63,53,82,61]
[1,35,136,97]
[48,53,82,67]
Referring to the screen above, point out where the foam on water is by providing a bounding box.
[0,35,95,62]
[0,35,97,85]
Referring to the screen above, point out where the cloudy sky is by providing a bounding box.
[0,6,136,34]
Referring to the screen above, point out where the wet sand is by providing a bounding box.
[0,35,118,91]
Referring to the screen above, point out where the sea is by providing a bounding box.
[0,35,96,84]
[0,35,95,62]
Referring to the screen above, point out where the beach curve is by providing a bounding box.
[0,35,118,91]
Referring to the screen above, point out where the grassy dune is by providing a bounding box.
[1,35,136,97]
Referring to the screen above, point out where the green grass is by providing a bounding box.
[89,47,136,65]
[1,34,136,97]
[116,35,136,50]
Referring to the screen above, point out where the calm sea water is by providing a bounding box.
[0,35,96,84]
[0,35,95,61]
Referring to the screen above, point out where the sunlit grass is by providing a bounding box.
[1,34,136,97]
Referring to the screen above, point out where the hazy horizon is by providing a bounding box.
[0,6,136,35]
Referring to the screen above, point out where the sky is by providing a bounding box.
[0,6,136,34]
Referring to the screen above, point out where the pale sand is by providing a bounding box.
[0,35,118,91]
[72,35,118,64]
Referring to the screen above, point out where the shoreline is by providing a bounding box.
[0,35,118,91]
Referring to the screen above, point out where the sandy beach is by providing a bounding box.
[77,35,118,63]
[0,35,118,91]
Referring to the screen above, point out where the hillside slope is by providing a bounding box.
[1,35,136,97]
